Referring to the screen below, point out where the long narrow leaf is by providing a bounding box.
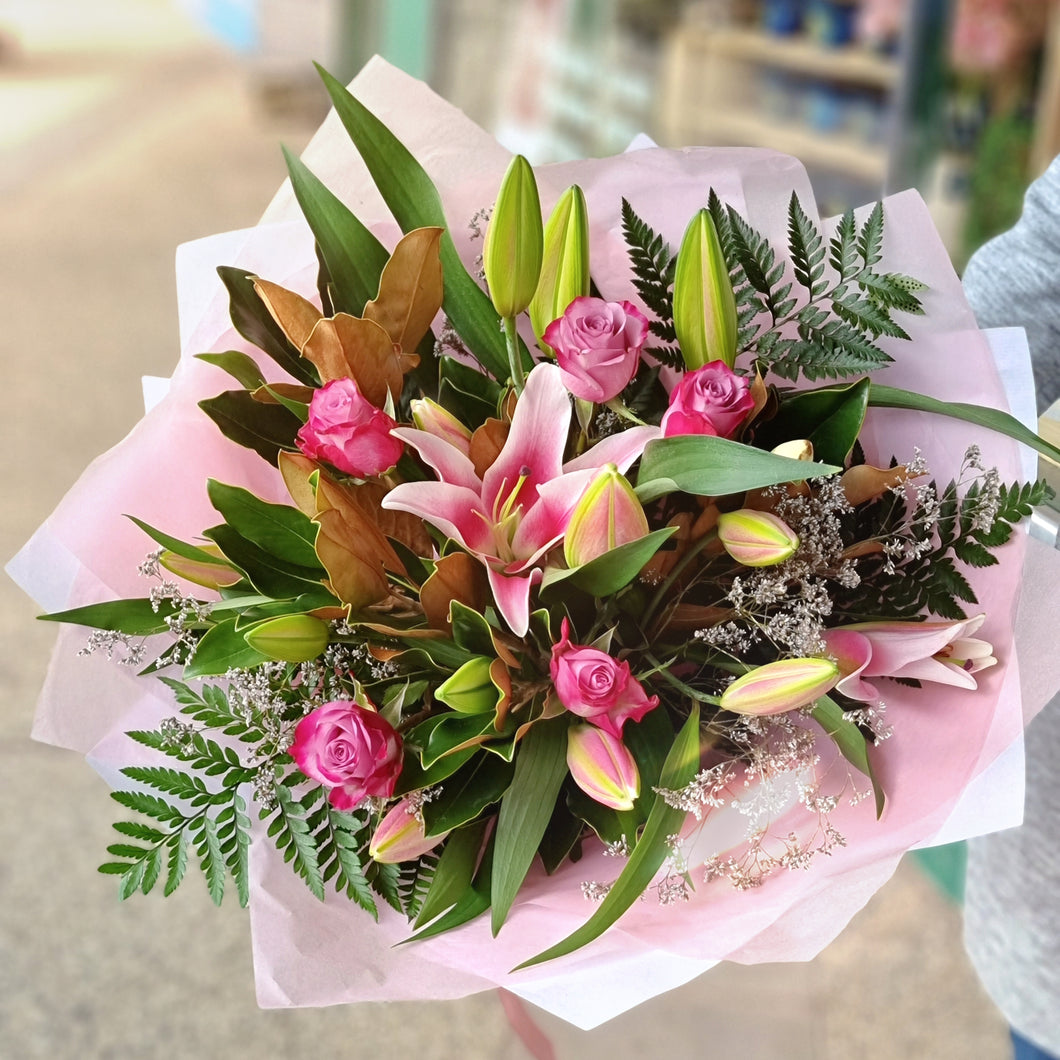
[515,706,701,969]
[315,65,525,382]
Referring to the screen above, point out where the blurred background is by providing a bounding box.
[1,0,1054,1057]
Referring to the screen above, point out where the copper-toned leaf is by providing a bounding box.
[641,513,691,583]
[511,693,566,747]
[490,657,512,731]
[469,418,509,478]
[314,509,391,610]
[251,383,316,405]
[357,480,434,558]
[278,451,320,518]
[842,463,911,506]
[663,604,733,633]
[253,278,323,351]
[364,227,444,353]
[420,553,488,632]
[316,476,405,574]
[303,314,403,406]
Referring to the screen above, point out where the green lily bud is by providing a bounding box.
[435,656,502,715]
[566,724,640,811]
[528,184,590,348]
[673,208,737,369]
[410,397,473,455]
[564,463,649,568]
[717,509,799,567]
[369,797,449,863]
[243,614,329,663]
[720,657,840,716]
[483,155,543,317]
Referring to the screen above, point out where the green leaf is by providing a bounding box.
[421,753,515,836]
[281,146,392,317]
[812,696,885,819]
[763,378,871,465]
[400,835,493,943]
[542,527,677,598]
[194,350,267,390]
[868,384,1060,464]
[491,714,570,934]
[164,832,189,895]
[39,597,178,635]
[516,706,701,969]
[126,516,231,568]
[315,65,520,381]
[207,480,320,568]
[415,818,489,927]
[183,618,271,678]
[195,815,226,905]
[437,355,505,428]
[198,389,302,464]
[636,436,840,503]
[204,522,324,599]
[216,266,318,386]
[449,601,499,657]
[857,202,884,268]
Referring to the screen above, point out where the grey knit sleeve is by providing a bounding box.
[961,155,1060,413]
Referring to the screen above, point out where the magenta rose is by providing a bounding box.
[661,360,754,439]
[549,618,659,738]
[543,297,649,403]
[297,377,403,478]
[291,700,403,810]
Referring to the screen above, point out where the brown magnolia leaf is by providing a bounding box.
[363,227,444,353]
[253,278,322,351]
[663,604,733,633]
[842,463,912,506]
[469,418,509,478]
[491,658,512,732]
[690,502,721,540]
[842,540,886,559]
[278,451,320,518]
[307,606,349,622]
[314,509,391,611]
[303,314,404,406]
[420,552,488,632]
[641,513,691,583]
[316,476,405,575]
[357,480,434,558]
[250,383,315,405]
[359,623,446,640]
[511,693,566,747]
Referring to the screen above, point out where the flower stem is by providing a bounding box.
[503,315,526,393]
[643,528,719,629]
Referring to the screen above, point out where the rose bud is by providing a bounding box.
[483,154,543,317]
[720,658,840,716]
[567,724,640,811]
[410,397,473,456]
[297,378,403,479]
[660,360,755,439]
[529,184,590,349]
[564,463,650,568]
[543,297,649,404]
[550,618,659,737]
[369,797,449,864]
[291,700,403,811]
[673,208,737,369]
[717,509,799,567]
[244,614,329,663]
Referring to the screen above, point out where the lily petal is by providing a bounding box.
[382,481,494,555]
[563,424,661,474]
[391,426,482,493]
[510,469,595,563]
[487,564,542,637]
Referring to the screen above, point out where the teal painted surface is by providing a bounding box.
[381,0,434,79]
[912,841,967,904]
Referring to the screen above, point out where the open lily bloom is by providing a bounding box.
[824,616,998,703]
[8,59,1060,1031]
[384,362,656,635]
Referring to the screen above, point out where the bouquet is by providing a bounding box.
[12,59,1060,1028]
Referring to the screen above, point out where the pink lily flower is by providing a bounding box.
[382,363,658,635]
[822,614,997,703]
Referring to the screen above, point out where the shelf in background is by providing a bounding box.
[680,107,889,183]
[703,27,899,89]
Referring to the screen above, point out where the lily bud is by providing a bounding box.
[720,657,840,716]
[160,545,242,591]
[410,397,473,456]
[717,509,799,567]
[243,614,329,663]
[566,724,640,811]
[529,184,590,348]
[435,656,501,715]
[564,464,650,568]
[369,797,449,863]
[673,208,737,369]
[483,154,543,317]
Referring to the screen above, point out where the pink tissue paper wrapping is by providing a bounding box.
[8,59,1060,1029]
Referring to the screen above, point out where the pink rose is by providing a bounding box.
[549,618,659,738]
[661,360,754,439]
[543,296,649,403]
[291,700,403,810]
[297,377,403,478]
